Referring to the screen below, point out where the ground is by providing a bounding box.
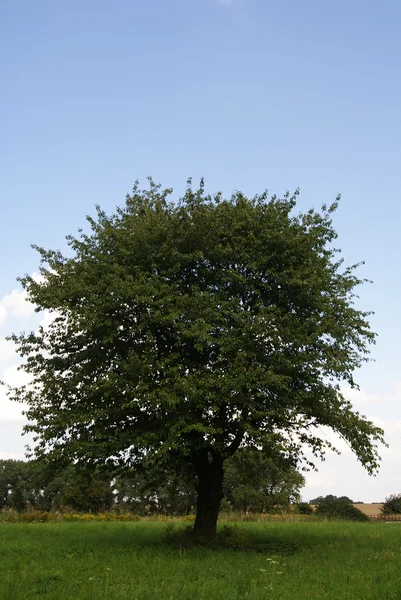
[1,521,400,599]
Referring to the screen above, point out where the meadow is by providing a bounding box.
[1,520,400,600]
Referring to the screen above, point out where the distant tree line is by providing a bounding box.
[0,448,305,515]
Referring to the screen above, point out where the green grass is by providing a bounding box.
[1,521,401,599]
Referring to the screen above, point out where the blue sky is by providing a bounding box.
[1,0,401,501]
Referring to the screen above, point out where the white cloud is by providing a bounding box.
[303,383,401,503]
[0,288,36,320]
[2,364,32,389]
[39,310,57,331]
[0,388,27,423]
[0,420,33,460]
[0,337,16,363]
[341,386,369,404]
[0,273,45,329]
[0,273,55,426]
[31,272,45,285]
[0,306,6,327]
[0,401,26,423]
[0,365,32,423]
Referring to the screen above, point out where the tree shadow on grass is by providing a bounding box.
[53,522,302,557]
[49,520,374,558]
[163,524,302,556]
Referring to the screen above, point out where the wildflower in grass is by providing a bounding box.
[88,577,95,581]
[276,572,283,575]
[259,568,267,572]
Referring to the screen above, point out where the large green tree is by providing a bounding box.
[7,179,384,537]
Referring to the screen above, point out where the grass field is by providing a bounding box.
[1,521,401,600]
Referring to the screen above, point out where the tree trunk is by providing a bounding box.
[192,451,224,539]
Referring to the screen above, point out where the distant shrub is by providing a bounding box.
[381,494,401,515]
[295,502,314,515]
[315,502,369,522]
[21,511,50,522]
[0,509,317,524]
[219,498,233,513]
[0,508,19,523]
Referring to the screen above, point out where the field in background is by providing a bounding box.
[353,503,383,516]
[1,521,401,600]
[309,503,385,517]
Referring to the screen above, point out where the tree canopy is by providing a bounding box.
[7,179,385,536]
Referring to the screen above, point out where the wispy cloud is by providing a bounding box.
[0,338,16,363]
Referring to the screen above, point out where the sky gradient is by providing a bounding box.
[1,0,401,502]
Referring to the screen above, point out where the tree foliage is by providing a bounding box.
[0,460,115,513]
[315,501,369,522]
[6,179,384,536]
[223,448,304,513]
[310,495,354,505]
[381,494,401,515]
[311,495,369,522]
[295,502,314,515]
[0,460,34,511]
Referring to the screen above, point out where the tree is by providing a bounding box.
[7,179,385,538]
[315,501,369,521]
[223,448,304,513]
[310,495,370,522]
[0,459,48,511]
[381,494,401,515]
[0,460,29,511]
[295,502,314,515]
[46,464,115,513]
[310,495,354,505]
